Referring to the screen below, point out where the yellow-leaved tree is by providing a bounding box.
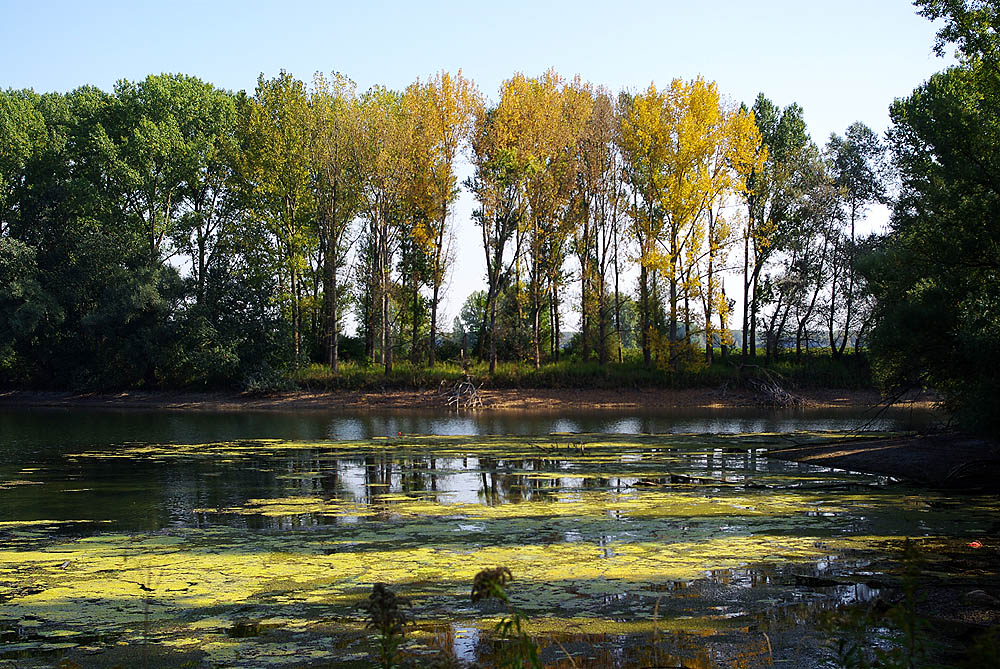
[357,86,407,373]
[493,69,579,367]
[620,78,763,370]
[694,101,764,363]
[403,71,482,366]
[617,82,673,367]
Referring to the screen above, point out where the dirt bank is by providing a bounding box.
[0,387,936,412]
[768,432,1000,488]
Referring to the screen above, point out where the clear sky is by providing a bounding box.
[2,0,953,329]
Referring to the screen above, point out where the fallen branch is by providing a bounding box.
[443,376,484,410]
[738,364,803,408]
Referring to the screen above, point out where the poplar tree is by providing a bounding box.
[740,94,810,359]
[404,71,481,366]
[311,72,362,371]
[240,71,314,359]
[357,87,407,374]
[467,103,526,373]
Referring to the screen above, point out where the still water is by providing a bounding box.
[0,404,939,450]
[1,406,988,668]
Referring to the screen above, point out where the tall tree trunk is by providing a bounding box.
[598,276,608,366]
[742,232,751,360]
[669,229,678,347]
[382,283,392,374]
[428,212,446,367]
[429,283,439,367]
[332,269,339,372]
[640,263,651,367]
[749,270,760,358]
[719,287,728,360]
[580,218,590,363]
[705,257,714,364]
[381,223,392,374]
[532,265,541,369]
[489,294,498,374]
[364,285,374,364]
[291,266,301,359]
[837,202,858,359]
[410,272,419,364]
[614,232,623,364]
[553,281,561,363]
[322,220,334,368]
[549,285,556,360]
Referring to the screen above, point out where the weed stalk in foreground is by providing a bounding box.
[472,567,542,669]
[363,582,410,668]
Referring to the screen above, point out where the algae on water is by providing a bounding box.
[1,433,996,667]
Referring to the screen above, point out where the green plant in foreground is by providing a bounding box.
[363,582,411,668]
[471,566,542,669]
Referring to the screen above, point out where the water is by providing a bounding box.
[1,406,990,668]
[0,403,938,450]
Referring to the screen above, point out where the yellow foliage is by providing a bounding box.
[648,328,707,373]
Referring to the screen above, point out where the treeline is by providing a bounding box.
[0,67,887,390]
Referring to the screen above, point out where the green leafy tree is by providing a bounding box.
[825,122,886,358]
[865,1,1000,433]
[311,72,362,372]
[740,94,811,359]
[239,71,314,358]
[0,91,46,234]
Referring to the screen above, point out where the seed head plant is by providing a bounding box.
[363,582,411,668]
[471,566,541,668]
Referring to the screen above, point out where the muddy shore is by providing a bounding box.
[4,387,979,488]
[0,387,935,412]
[768,432,1000,489]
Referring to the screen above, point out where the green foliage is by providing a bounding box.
[865,10,1000,434]
[0,237,61,349]
[0,78,295,391]
[648,330,707,374]
[916,0,1000,62]
[292,352,871,391]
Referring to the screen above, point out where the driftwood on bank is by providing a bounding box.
[737,365,804,408]
[439,377,484,410]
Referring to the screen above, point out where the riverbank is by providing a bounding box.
[769,432,1000,489]
[3,386,969,489]
[0,387,935,412]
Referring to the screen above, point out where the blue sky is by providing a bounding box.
[2,0,953,325]
[3,0,949,141]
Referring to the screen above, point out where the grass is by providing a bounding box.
[290,351,874,392]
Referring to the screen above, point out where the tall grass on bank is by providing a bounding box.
[290,351,873,392]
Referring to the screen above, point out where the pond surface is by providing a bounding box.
[0,403,939,450]
[1,407,992,668]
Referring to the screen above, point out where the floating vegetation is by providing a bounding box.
[1,433,998,667]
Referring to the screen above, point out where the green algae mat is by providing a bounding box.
[1,433,998,667]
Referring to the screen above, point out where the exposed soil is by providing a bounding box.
[3,387,975,489]
[0,386,935,412]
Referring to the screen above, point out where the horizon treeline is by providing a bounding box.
[0,68,885,390]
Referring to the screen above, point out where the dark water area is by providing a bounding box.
[0,403,939,452]
[3,406,992,669]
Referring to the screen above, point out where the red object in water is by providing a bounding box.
[969,541,984,549]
